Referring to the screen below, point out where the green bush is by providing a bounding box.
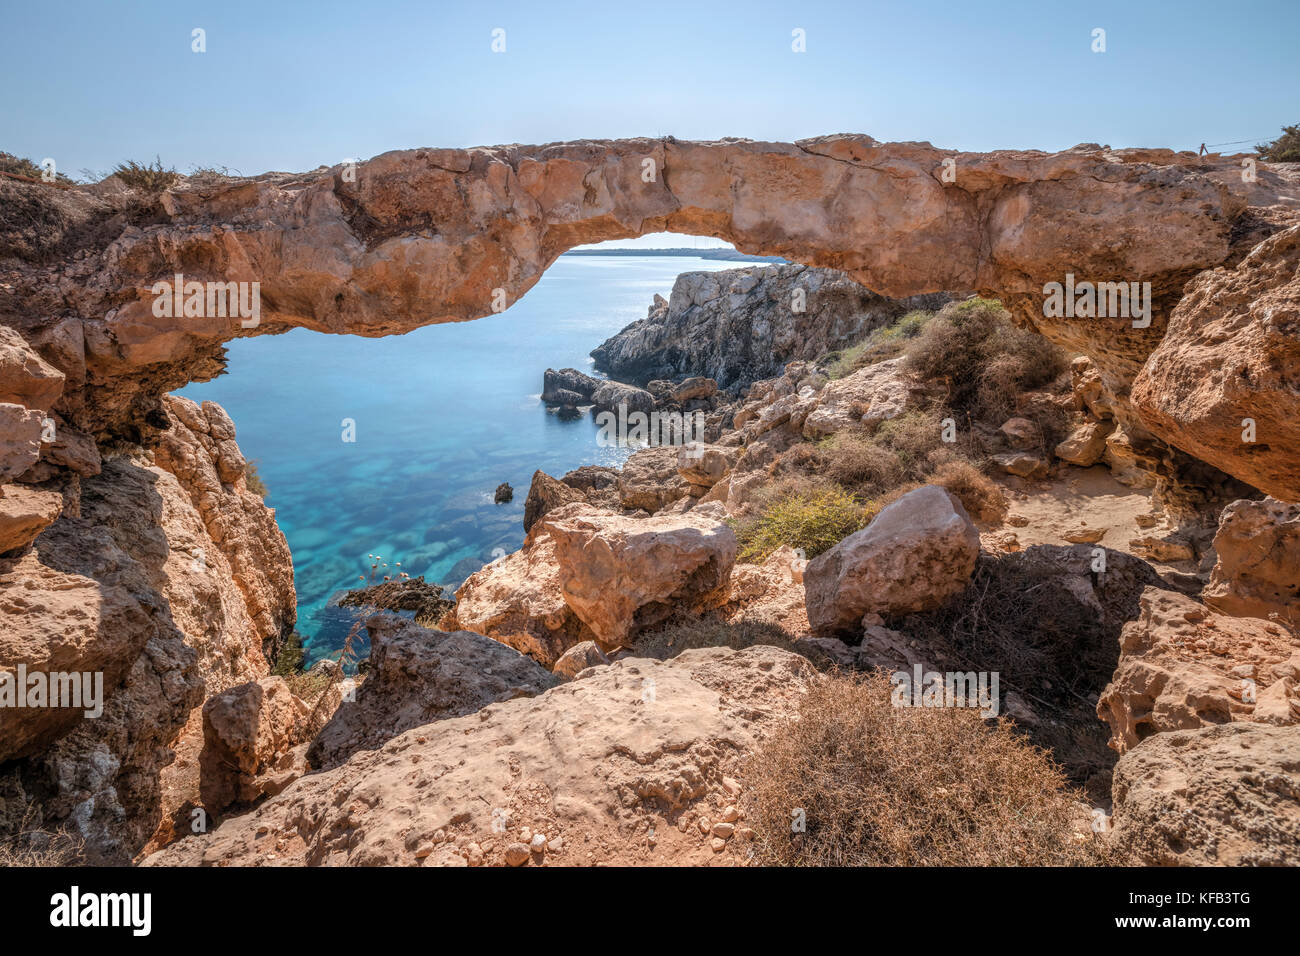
[244,460,269,499]
[734,486,866,563]
[1258,124,1300,163]
[827,309,932,378]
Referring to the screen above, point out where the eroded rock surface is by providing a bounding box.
[545,505,738,647]
[144,645,816,867]
[308,615,559,770]
[1203,496,1300,625]
[1098,587,1299,753]
[592,264,951,389]
[1110,722,1300,866]
[1132,225,1300,500]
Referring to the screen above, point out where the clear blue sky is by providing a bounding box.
[3,0,1295,183]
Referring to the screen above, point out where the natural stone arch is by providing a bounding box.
[4,135,1298,496]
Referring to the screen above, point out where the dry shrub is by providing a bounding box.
[745,669,1114,866]
[905,298,1067,424]
[817,431,904,495]
[112,157,179,192]
[0,809,84,867]
[774,441,825,475]
[893,548,1161,800]
[872,409,958,479]
[928,460,1007,525]
[734,486,866,563]
[630,616,800,661]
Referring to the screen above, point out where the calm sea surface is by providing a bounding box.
[180,255,739,664]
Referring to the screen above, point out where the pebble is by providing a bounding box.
[548,836,563,852]
[712,822,735,839]
[463,842,484,866]
[710,838,727,853]
[504,842,531,866]
[414,841,435,859]
[720,806,741,823]
[721,777,742,797]
[520,827,533,843]
[530,833,547,853]
[697,817,712,835]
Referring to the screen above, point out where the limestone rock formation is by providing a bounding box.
[1203,496,1300,625]
[551,641,611,680]
[144,645,816,867]
[616,445,693,512]
[591,263,951,390]
[804,485,980,634]
[1132,224,1300,501]
[199,676,336,812]
[0,482,62,553]
[1054,420,1115,466]
[335,575,454,628]
[1110,723,1300,866]
[801,356,919,438]
[0,382,294,861]
[154,396,297,660]
[1098,587,1299,753]
[522,469,587,532]
[675,442,738,491]
[444,516,598,667]
[5,137,1294,481]
[724,545,811,637]
[591,380,655,416]
[541,367,599,404]
[308,615,559,770]
[545,504,738,647]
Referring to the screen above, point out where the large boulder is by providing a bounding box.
[1203,496,1300,624]
[1110,723,1300,866]
[676,443,738,490]
[447,518,598,667]
[199,676,332,812]
[1131,223,1300,501]
[308,615,559,770]
[724,544,811,637]
[145,646,816,867]
[804,485,980,634]
[1054,419,1115,466]
[0,402,43,482]
[0,483,62,554]
[541,367,599,404]
[335,575,454,628]
[545,505,738,647]
[522,469,586,533]
[591,380,655,416]
[0,326,63,411]
[616,445,692,512]
[1097,587,1299,754]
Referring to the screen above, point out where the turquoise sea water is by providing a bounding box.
[179,255,740,665]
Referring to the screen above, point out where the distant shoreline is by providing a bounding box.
[562,247,786,263]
